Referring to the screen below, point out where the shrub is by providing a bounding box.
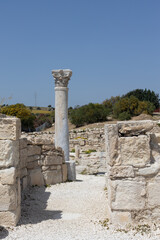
[0,104,35,131]
[118,112,131,121]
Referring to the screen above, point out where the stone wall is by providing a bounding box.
[0,116,21,226]
[0,116,66,227]
[105,120,160,226]
[20,133,67,190]
[69,128,105,152]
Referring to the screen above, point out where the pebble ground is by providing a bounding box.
[1,174,160,240]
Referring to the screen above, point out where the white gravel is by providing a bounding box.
[1,174,160,240]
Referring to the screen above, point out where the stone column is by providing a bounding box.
[52,69,76,181]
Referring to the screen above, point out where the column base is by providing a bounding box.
[66,160,76,181]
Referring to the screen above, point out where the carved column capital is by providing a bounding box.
[52,69,72,87]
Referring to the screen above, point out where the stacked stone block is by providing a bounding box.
[105,120,160,226]
[20,133,67,186]
[0,116,21,226]
[69,128,105,152]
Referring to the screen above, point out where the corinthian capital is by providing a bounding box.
[52,69,72,87]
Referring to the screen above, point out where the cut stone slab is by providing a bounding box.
[0,140,19,168]
[0,205,21,227]
[119,135,150,167]
[110,180,146,211]
[43,169,62,185]
[0,117,21,141]
[105,124,119,166]
[118,120,154,136]
[27,145,41,156]
[62,163,67,182]
[0,184,17,211]
[0,167,16,185]
[29,168,44,186]
[148,178,160,207]
[108,166,134,179]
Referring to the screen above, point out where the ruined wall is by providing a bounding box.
[0,116,21,226]
[0,116,66,227]
[69,128,105,152]
[105,120,160,226]
[20,133,67,190]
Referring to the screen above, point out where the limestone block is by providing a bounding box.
[111,211,132,226]
[0,140,19,168]
[62,164,67,182]
[43,169,62,185]
[80,140,85,146]
[0,117,21,140]
[0,167,16,184]
[119,135,150,167]
[42,144,55,151]
[148,178,160,207]
[0,205,21,227]
[105,124,118,166]
[27,136,54,145]
[0,184,17,211]
[43,155,63,165]
[29,168,44,186]
[155,133,160,144]
[19,148,28,168]
[27,145,41,156]
[17,178,21,206]
[108,166,134,179]
[66,160,76,181]
[19,138,27,149]
[118,120,154,136]
[110,180,146,211]
[27,160,39,169]
[27,154,40,163]
[20,167,27,178]
[22,176,28,190]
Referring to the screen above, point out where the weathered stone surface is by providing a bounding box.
[105,124,119,166]
[136,158,160,177]
[111,211,132,226]
[0,140,19,168]
[19,148,27,168]
[110,180,146,210]
[27,155,40,163]
[0,167,16,184]
[62,164,67,182]
[22,176,28,190]
[19,138,27,149]
[20,167,27,178]
[118,120,154,136]
[42,144,55,151]
[0,117,21,141]
[42,155,63,165]
[0,184,17,211]
[27,161,39,169]
[43,169,62,185]
[29,168,44,186]
[108,166,134,179]
[0,205,21,227]
[27,145,41,156]
[148,178,160,207]
[119,135,150,167]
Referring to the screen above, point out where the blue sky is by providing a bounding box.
[0,0,160,107]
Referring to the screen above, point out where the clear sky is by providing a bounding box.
[0,0,160,107]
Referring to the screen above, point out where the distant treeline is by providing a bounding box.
[0,88,159,130]
[69,89,159,127]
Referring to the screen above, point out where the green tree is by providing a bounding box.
[123,89,159,109]
[0,104,35,131]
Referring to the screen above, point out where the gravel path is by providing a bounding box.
[1,174,160,240]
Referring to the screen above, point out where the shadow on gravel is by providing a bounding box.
[0,226,9,239]
[18,186,62,226]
